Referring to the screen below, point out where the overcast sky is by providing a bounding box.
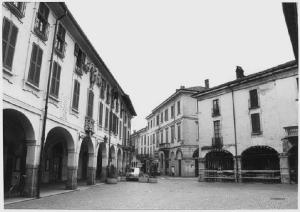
[66,0,295,131]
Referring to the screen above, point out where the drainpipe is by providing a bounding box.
[230,87,239,182]
[36,11,67,199]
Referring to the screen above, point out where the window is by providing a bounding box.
[165,109,168,121]
[171,105,175,118]
[28,43,43,86]
[177,101,181,115]
[251,113,261,134]
[74,43,86,75]
[212,99,220,116]
[160,131,163,144]
[104,107,109,129]
[3,18,18,70]
[171,125,175,143]
[156,132,159,146]
[50,61,61,98]
[72,80,80,111]
[119,121,122,139]
[98,102,103,126]
[5,2,26,19]
[165,128,169,143]
[161,112,163,123]
[106,84,110,104]
[34,3,49,41]
[87,90,94,118]
[213,120,221,138]
[249,89,259,109]
[100,78,106,99]
[55,23,66,58]
[177,123,181,141]
[156,115,159,126]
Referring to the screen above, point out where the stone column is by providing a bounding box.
[23,140,38,197]
[234,156,242,183]
[198,157,205,182]
[279,153,290,184]
[24,164,38,197]
[87,167,96,185]
[66,166,77,189]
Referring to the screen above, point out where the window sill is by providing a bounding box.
[49,94,60,102]
[3,67,14,76]
[249,106,260,110]
[25,81,41,91]
[251,131,263,136]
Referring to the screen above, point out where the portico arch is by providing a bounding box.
[3,109,37,197]
[117,148,122,174]
[78,136,95,185]
[42,127,75,189]
[96,142,107,182]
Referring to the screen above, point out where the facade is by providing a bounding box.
[145,85,207,177]
[130,128,147,171]
[3,2,136,198]
[192,61,298,183]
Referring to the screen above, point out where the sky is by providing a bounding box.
[66,0,295,131]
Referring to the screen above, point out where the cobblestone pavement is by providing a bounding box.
[5,177,298,210]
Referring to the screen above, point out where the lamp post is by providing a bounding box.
[36,11,67,198]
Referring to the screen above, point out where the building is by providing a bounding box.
[130,128,147,171]
[3,2,136,198]
[192,61,298,183]
[145,85,207,177]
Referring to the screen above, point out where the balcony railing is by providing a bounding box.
[211,108,220,117]
[34,13,49,41]
[159,143,170,150]
[84,116,95,135]
[212,137,223,148]
[54,38,67,59]
[5,2,26,19]
[284,126,298,138]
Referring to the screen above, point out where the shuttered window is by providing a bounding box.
[2,18,18,70]
[50,61,61,98]
[28,43,43,86]
[251,113,261,134]
[98,102,103,126]
[105,107,109,129]
[72,80,80,111]
[249,89,259,108]
[87,90,94,117]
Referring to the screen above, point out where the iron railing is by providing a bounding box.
[212,137,223,148]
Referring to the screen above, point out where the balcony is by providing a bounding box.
[84,116,95,135]
[212,137,223,149]
[34,14,49,41]
[211,108,220,117]
[54,38,67,59]
[159,143,170,150]
[5,2,26,19]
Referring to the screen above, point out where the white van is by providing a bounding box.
[126,167,140,181]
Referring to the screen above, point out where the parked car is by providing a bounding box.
[126,168,140,181]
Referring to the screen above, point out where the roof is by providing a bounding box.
[192,60,298,98]
[146,86,206,119]
[47,3,136,116]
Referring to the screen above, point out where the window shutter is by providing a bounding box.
[74,43,79,56]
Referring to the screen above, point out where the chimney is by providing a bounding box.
[236,66,245,79]
[180,85,185,89]
[205,79,209,89]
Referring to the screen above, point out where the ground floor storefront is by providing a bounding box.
[5,177,297,209]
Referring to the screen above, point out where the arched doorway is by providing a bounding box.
[205,150,234,181]
[288,145,298,183]
[241,146,280,182]
[176,150,183,177]
[170,151,175,176]
[43,127,74,187]
[3,109,36,197]
[117,148,122,175]
[96,142,107,181]
[78,137,94,184]
[193,148,199,177]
